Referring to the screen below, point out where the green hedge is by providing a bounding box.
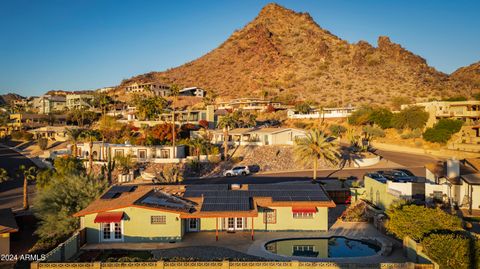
[386,205,462,241]
[423,119,463,143]
[422,233,478,269]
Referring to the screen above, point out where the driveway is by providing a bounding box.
[184,149,437,185]
[0,144,37,210]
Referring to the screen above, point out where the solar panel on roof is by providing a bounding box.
[186,184,228,191]
[110,185,136,193]
[100,192,120,199]
[201,201,251,212]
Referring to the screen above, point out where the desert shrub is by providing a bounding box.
[385,205,462,241]
[11,131,33,141]
[369,108,393,129]
[348,107,373,125]
[294,102,312,114]
[390,96,412,110]
[341,201,368,222]
[391,106,429,130]
[329,124,347,137]
[423,119,463,143]
[443,96,468,102]
[38,138,48,150]
[362,125,385,138]
[293,121,308,129]
[400,129,423,139]
[348,106,393,128]
[422,232,473,269]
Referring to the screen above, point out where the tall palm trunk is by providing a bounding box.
[313,158,318,180]
[172,109,176,158]
[89,139,93,171]
[23,176,28,210]
[223,128,229,160]
[72,143,77,157]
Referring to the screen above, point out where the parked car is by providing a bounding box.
[393,168,415,177]
[365,172,387,183]
[377,170,415,182]
[223,166,250,177]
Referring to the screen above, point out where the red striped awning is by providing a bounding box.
[292,207,317,213]
[94,212,124,223]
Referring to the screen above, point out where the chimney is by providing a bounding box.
[446,158,460,179]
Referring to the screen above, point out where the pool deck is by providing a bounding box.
[82,220,407,263]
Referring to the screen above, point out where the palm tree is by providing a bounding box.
[66,128,83,157]
[294,129,340,180]
[0,168,9,183]
[217,114,237,160]
[80,130,100,171]
[18,165,37,210]
[115,154,135,175]
[170,85,180,158]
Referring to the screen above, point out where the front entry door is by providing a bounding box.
[226,217,244,231]
[188,218,199,232]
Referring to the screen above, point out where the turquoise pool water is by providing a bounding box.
[264,236,381,258]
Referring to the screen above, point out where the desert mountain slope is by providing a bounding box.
[120,3,474,107]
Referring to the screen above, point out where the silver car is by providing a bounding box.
[223,166,250,177]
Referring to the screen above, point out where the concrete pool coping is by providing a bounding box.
[248,234,392,262]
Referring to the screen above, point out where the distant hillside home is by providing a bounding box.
[119,105,217,129]
[96,86,115,93]
[287,106,355,120]
[125,82,171,97]
[206,127,307,146]
[28,126,79,142]
[8,113,67,131]
[216,98,283,112]
[32,95,66,114]
[425,159,480,214]
[76,142,186,164]
[74,183,334,244]
[448,125,480,153]
[66,94,94,110]
[401,101,480,127]
[179,87,206,97]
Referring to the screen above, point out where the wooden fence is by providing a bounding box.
[31,261,434,269]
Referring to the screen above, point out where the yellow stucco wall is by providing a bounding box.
[253,207,328,231]
[361,177,398,210]
[82,205,329,243]
[0,233,10,255]
[82,207,183,243]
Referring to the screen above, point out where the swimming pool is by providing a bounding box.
[264,236,381,258]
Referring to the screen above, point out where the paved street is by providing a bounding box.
[0,144,37,210]
[184,149,438,185]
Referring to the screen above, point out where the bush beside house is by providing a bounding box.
[423,119,463,144]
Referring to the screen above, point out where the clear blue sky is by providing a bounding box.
[1,0,479,96]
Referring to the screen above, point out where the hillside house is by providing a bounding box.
[32,95,66,114]
[401,101,480,127]
[179,87,206,97]
[125,82,171,97]
[66,94,94,110]
[74,183,334,243]
[207,127,307,146]
[287,106,355,120]
[216,98,283,112]
[76,142,186,163]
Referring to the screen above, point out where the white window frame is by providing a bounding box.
[99,221,124,242]
[293,212,314,219]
